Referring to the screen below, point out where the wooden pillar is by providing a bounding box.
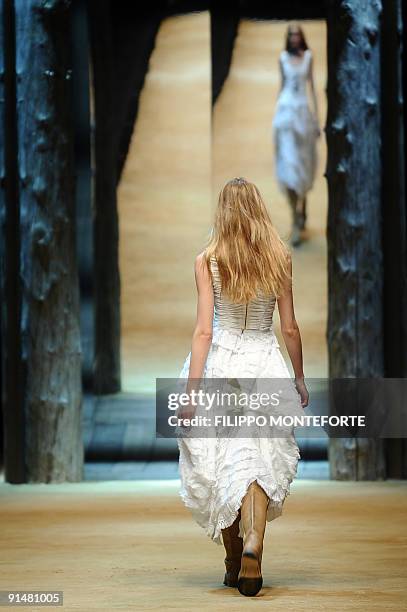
[210,5,240,106]
[326,0,386,479]
[88,0,121,394]
[71,0,94,390]
[381,0,407,477]
[0,0,26,482]
[8,0,82,482]
[381,0,407,378]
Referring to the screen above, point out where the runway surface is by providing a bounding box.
[118,16,327,393]
[1,479,406,610]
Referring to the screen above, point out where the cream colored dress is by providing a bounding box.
[177,256,302,545]
[272,49,318,198]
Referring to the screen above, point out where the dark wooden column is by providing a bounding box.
[210,5,240,106]
[0,0,25,482]
[326,0,385,479]
[110,4,162,182]
[71,0,94,391]
[381,0,407,477]
[88,0,121,394]
[9,0,82,482]
[381,0,407,378]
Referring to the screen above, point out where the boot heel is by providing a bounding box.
[237,482,269,597]
[237,576,263,597]
[237,551,263,596]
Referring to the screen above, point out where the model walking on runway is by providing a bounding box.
[177,177,308,597]
[272,22,320,247]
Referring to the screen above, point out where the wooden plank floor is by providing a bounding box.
[0,479,406,610]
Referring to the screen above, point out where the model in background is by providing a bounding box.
[272,22,320,247]
[177,177,308,597]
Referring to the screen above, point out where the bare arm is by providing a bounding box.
[186,252,214,393]
[278,55,285,93]
[277,256,309,407]
[308,53,320,134]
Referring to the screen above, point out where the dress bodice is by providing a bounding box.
[279,49,311,102]
[209,256,276,332]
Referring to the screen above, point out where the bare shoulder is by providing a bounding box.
[195,250,206,268]
[194,250,210,278]
[195,249,206,262]
[286,249,293,268]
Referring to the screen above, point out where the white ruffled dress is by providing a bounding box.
[272,48,318,199]
[177,257,302,545]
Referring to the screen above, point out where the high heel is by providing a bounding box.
[237,481,269,596]
[221,511,243,587]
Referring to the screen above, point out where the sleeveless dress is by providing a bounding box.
[177,256,302,545]
[272,49,318,199]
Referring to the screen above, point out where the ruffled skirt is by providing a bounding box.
[177,323,301,545]
[272,98,318,199]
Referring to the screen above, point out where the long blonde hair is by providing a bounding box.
[203,177,291,303]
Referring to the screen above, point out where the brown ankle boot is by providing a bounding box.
[221,512,243,587]
[237,481,269,596]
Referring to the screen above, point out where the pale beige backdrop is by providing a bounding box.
[118,17,327,393]
[118,12,211,392]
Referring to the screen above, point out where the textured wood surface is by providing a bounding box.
[15,0,83,482]
[380,0,407,478]
[326,0,385,479]
[88,0,121,394]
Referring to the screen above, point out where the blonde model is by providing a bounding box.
[177,177,308,597]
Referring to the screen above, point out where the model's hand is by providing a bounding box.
[177,401,196,426]
[295,377,309,408]
[312,116,321,139]
[313,123,321,138]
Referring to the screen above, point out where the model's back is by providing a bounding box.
[209,255,276,332]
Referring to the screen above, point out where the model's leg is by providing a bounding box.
[221,510,243,587]
[287,188,301,247]
[237,481,269,597]
[298,196,307,230]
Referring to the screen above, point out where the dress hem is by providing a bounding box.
[178,448,301,545]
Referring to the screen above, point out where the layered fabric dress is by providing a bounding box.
[177,256,302,545]
[272,48,319,199]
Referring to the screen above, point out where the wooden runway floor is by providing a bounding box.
[1,479,406,610]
